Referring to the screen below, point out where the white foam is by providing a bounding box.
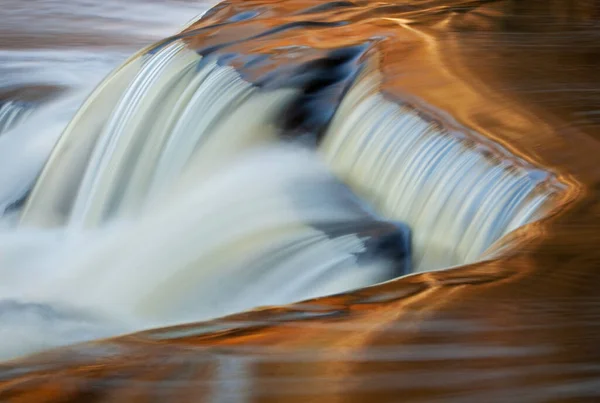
[0,145,399,360]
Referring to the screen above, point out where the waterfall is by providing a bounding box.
[0,145,409,360]
[321,75,554,271]
[0,34,555,360]
[20,41,299,228]
[0,39,410,360]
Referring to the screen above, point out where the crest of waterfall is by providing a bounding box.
[321,76,554,271]
[20,41,300,227]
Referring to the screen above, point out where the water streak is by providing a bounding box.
[322,75,554,270]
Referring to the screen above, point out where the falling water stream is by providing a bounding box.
[2,1,600,402]
[0,0,219,360]
[0,0,559,362]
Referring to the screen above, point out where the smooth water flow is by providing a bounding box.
[322,75,553,271]
[0,40,411,360]
[0,9,553,361]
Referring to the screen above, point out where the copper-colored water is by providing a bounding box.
[1,0,600,401]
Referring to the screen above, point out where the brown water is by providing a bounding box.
[1,0,600,402]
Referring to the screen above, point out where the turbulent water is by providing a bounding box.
[1,1,599,402]
[0,0,219,359]
[0,0,559,361]
[0,0,415,360]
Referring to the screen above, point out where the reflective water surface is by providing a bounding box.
[1,0,600,402]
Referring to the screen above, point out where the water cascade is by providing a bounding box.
[0,40,413,360]
[4,1,599,401]
[0,8,558,362]
[0,144,412,360]
[321,75,555,271]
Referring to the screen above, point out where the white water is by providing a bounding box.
[0,23,406,360]
[1,145,403,361]
[0,0,213,360]
[321,75,554,271]
[0,0,215,216]
[0,1,554,362]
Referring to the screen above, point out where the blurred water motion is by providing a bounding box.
[1,0,600,402]
[0,0,215,220]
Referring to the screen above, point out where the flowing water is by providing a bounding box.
[0,0,217,358]
[0,0,599,402]
[0,0,554,361]
[0,0,415,360]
